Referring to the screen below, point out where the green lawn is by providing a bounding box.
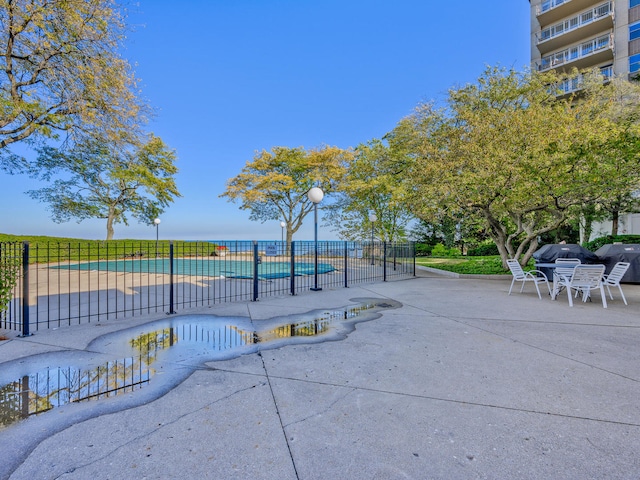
[0,234,222,264]
[416,256,531,275]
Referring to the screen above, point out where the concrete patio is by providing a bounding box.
[1,269,639,479]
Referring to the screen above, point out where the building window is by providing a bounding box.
[600,65,613,79]
[631,22,640,41]
[630,53,640,73]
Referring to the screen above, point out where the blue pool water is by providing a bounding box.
[53,259,336,280]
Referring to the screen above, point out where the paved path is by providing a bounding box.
[1,272,639,479]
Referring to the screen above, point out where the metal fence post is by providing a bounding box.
[290,241,296,296]
[20,241,31,337]
[344,241,348,288]
[383,242,387,282]
[393,242,397,271]
[169,241,176,314]
[413,242,417,276]
[253,241,259,301]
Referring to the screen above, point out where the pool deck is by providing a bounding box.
[1,269,640,479]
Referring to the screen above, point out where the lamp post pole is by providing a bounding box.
[307,187,324,291]
[280,221,286,255]
[154,218,161,257]
[368,211,377,265]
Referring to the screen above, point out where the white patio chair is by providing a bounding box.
[554,264,607,308]
[551,258,581,297]
[554,258,581,275]
[602,262,631,305]
[507,259,550,299]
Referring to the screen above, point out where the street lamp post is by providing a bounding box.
[368,211,377,265]
[307,187,324,291]
[280,221,286,255]
[153,218,161,257]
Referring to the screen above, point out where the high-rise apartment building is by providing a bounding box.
[529,0,640,93]
[529,0,640,238]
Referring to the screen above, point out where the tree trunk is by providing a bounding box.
[611,209,619,236]
[491,236,511,270]
[483,210,511,269]
[579,213,593,245]
[285,230,294,256]
[519,237,539,266]
[106,211,115,241]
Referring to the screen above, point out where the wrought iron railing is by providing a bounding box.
[0,240,415,335]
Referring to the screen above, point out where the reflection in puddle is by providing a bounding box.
[0,357,153,429]
[136,302,375,356]
[0,300,397,429]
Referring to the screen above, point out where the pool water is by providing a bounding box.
[53,258,336,279]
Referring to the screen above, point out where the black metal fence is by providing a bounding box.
[0,240,415,335]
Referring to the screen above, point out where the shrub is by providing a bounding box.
[467,242,499,256]
[415,243,432,256]
[430,243,448,257]
[582,235,640,252]
[431,243,460,257]
[0,245,20,314]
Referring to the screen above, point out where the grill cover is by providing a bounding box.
[595,244,640,284]
[533,244,599,281]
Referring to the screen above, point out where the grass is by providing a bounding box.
[417,255,529,275]
[0,233,224,264]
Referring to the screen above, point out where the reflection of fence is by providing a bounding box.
[0,356,152,428]
[0,240,415,335]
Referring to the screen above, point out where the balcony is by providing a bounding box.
[537,2,613,55]
[555,65,613,95]
[537,0,600,25]
[538,33,614,72]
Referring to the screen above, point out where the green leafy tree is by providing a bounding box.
[220,146,351,244]
[580,76,640,236]
[0,242,19,315]
[26,134,180,240]
[325,139,413,242]
[0,0,144,167]
[410,215,470,248]
[388,66,621,267]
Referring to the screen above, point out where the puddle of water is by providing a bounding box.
[0,357,152,429]
[0,299,398,429]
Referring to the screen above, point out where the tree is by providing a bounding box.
[410,214,484,250]
[324,139,413,241]
[579,76,640,236]
[387,66,623,267]
[0,0,143,166]
[26,134,180,240]
[0,242,19,315]
[220,146,351,244]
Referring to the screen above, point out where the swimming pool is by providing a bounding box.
[53,258,337,280]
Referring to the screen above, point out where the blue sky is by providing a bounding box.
[0,0,531,241]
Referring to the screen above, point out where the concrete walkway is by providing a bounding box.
[1,271,639,479]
